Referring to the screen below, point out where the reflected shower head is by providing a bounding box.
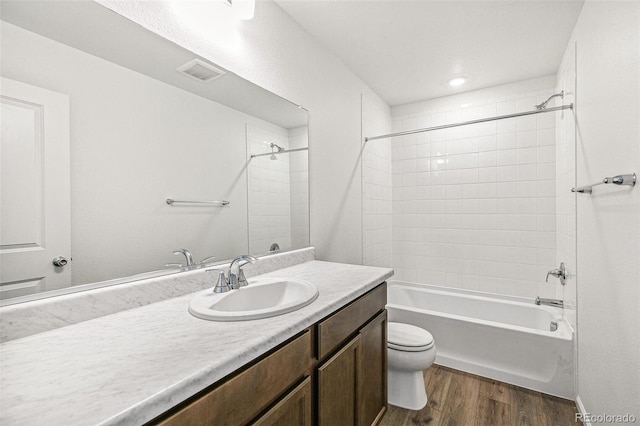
[535,91,564,110]
[269,143,284,160]
[270,143,285,152]
[269,143,285,160]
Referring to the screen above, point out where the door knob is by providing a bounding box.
[52,256,68,267]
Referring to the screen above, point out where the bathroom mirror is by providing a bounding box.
[0,1,309,303]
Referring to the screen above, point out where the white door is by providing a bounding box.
[0,77,71,300]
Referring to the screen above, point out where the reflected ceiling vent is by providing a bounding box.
[177,59,226,83]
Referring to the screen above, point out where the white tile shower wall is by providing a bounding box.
[247,125,292,254]
[391,78,559,298]
[362,94,393,268]
[556,44,577,324]
[288,126,309,249]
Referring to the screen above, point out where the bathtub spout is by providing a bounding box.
[535,297,564,308]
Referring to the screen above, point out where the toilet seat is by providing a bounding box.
[388,322,434,352]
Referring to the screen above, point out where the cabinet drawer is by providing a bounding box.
[157,330,311,426]
[317,283,386,361]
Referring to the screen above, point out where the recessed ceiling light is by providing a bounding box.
[448,76,467,87]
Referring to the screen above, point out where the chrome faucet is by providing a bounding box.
[535,297,564,308]
[228,255,258,289]
[546,262,567,286]
[210,255,259,293]
[173,249,195,267]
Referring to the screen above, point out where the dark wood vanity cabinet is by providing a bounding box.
[151,282,387,426]
[316,284,387,426]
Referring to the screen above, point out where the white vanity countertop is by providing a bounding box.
[0,260,393,426]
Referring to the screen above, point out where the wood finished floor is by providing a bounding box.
[380,365,582,426]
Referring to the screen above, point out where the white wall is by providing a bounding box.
[362,94,393,268]
[97,0,390,265]
[1,22,286,285]
[388,77,561,298]
[556,43,577,328]
[559,0,640,418]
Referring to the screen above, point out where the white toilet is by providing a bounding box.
[387,322,436,410]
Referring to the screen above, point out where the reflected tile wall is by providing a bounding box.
[247,124,292,253]
[288,126,310,250]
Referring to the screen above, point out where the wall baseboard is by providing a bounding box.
[576,395,591,426]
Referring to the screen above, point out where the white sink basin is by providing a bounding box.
[188,277,319,321]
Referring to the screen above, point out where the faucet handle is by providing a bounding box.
[200,256,216,265]
[546,262,567,285]
[164,263,183,268]
[237,268,249,288]
[212,270,231,293]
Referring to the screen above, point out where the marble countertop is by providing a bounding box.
[0,260,393,426]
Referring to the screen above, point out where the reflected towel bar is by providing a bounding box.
[571,173,636,194]
[166,198,230,206]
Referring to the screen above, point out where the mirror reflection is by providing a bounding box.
[0,1,309,302]
[247,126,309,254]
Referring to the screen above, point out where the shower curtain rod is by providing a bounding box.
[364,104,573,142]
[250,146,309,158]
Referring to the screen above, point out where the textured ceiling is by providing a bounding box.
[275,0,584,106]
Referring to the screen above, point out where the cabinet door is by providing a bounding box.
[252,377,312,426]
[317,335,362,426]
[358,311,387,426]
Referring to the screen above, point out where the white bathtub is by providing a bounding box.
[387,281,574,399]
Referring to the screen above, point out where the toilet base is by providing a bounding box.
[387,369,428,410]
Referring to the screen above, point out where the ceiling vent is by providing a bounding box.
[177,59,226,83]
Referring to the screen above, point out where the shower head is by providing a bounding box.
[535,91,564,110]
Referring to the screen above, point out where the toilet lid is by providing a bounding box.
[388,322,434,352]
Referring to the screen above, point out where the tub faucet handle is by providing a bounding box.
[546,262,567,286]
